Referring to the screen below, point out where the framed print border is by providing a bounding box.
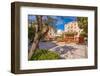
[11,2,98,74]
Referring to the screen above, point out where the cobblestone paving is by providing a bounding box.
[50,43,88,59]
[39,41,88,59]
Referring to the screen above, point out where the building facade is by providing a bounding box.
[64,21,83,43]
[45,26,56,40]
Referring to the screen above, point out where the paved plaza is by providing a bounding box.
[39,41,88,59]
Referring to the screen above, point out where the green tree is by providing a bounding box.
[28,23,36,43]
[77,17,88,37]
[28,16,49,60]
[28,16,57,60]
[44,16,57,32]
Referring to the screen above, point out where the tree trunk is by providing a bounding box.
[28,36,39,60]
[28,29,49,60]
[28,15,49,60]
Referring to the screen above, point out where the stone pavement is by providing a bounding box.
[39,41,88,59]
[49,43,88,59]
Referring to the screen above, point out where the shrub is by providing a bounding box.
[65,32,77,36]
[30,49,60,60]
[80,31,87,37]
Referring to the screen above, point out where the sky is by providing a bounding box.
[28,15,77,30]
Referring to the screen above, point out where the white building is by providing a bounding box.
[64,21,82,37]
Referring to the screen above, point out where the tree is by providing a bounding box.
[77,17,88,37]
[28,23,36,44]
[28,16,57,60]
[43,16,57,32]
[28,16,49,60]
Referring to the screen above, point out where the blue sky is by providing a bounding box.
[28,15,77,30]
